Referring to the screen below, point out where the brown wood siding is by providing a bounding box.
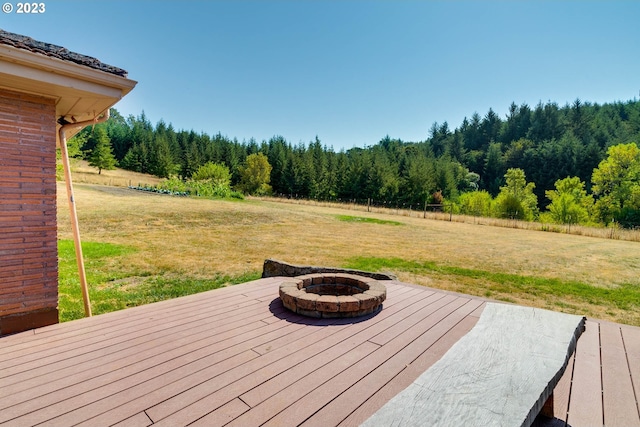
[0,88,58,335]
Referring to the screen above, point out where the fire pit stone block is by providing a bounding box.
[279,273,386,318]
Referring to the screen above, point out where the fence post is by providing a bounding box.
[367,198,371,212]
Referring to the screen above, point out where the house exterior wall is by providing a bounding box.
[0,88,58,336]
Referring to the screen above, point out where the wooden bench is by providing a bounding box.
[361,303,586,427]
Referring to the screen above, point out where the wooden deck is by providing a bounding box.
[0,278,638,427]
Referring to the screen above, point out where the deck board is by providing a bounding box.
[0,278,277,354]
[600,322,640,427]
[622,325,640,422]
[0,278,638,427]
[111,412,154,427]
[240,292,454,408]
[0,299,270,386]
[147,287,449,425]
[0,302,281,401]
[189,399,251,427]
[308,300,485,427]
[552,352,573,422]
[565,320,603,427]
[242,298,475,427]
[68,282,432,426]
[51,320,308,426]
[0,287,270,366]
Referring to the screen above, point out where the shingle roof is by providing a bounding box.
[0,29,128,77]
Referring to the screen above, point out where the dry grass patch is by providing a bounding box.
[57,182,640,325]
[257,196,640,242]
[67,159,163,187]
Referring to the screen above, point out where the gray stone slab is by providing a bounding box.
[361,303,586,427]
[262,259,397,280]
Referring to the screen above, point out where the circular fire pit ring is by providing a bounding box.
[279,273,387,318]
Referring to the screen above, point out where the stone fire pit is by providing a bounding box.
[279,273,387,318]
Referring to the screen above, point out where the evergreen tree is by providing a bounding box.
[120,142,147,173]
[182,141,203,179]
[500,102,531,144]
[341,148,369,200]
[266,136,289,195]
[369,147,399,201]
[149,134,178,178]
[88,127,116,174]
[90,99,640,225]
[402,155,436,205]
[480,108,502,149]
[433,156,457,199]
[483,142,505,196]
[462,113,483,151]
[445,131,466,162]
[429,121,450,157]
[105,108,131,161]
[503,138,535,171]
[527,101,563,143]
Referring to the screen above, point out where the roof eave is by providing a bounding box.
[0,43,137,141]
[0,43,136,96]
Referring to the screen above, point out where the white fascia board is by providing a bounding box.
[0,61,125,99]
[0,44,136,100]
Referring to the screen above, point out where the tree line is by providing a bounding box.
[70,98,640,228]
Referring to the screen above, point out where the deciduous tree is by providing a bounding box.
[493,168,538,220]
[592,142,640,226]
[543,176,593,224]
[238,153,272,195]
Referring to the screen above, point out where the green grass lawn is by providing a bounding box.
[59,239,640,326]
[336,215,403,225]
[58,240,260,322]
[344,256,640,325]
[56,182,640,326]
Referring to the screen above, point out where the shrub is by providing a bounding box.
[457,190,494,217]
[190,180,231,198]
[493,169,538,220]
[159,177,189,194]
[494,193,533,220]
[192,162,231,186]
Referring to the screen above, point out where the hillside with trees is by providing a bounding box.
[68,98,640,228]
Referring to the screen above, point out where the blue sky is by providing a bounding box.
[3,1,639,150]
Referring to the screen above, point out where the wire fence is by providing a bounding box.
[255,194,640,243]
[62,171,640,242]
